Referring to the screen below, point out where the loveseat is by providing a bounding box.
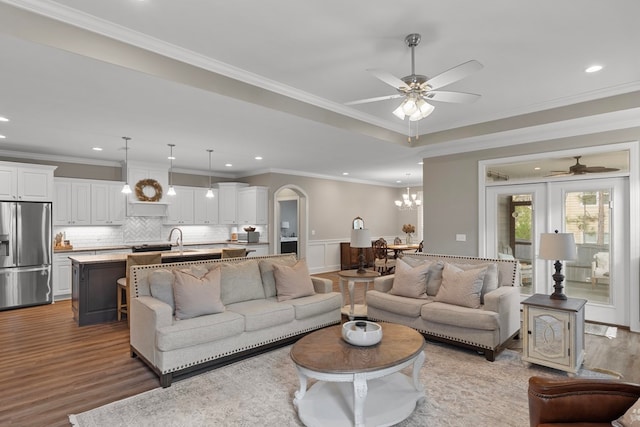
[366,253,521,361]
[129,254,342,387]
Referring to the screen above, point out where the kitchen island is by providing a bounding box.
[69,248,254,326]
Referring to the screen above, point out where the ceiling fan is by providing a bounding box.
[345,33,483,122]
[548,156,620,176]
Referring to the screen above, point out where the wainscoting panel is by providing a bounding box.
[307,239,342,274]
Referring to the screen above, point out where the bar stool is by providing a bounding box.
[221,248,247,258]
[117,252,162,326]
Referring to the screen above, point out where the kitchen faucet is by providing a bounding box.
[168,227,183,253]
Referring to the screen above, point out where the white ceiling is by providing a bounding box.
[0,0,639,187]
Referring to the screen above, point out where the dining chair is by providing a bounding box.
[416,240,424,253]
[373,238,396,275]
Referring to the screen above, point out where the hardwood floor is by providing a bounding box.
[1,274,638,426]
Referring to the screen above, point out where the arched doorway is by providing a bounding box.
[273,185,308,260]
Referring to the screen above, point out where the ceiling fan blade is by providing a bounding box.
[545,171,572,177]
[583,166,620,173]
[426,90,481,104]
[423,60,483,90]
[367,68,409,90]
[345,93,404,106]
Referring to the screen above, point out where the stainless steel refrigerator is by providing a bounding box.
[0,201,52,310]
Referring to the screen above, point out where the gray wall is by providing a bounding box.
[423,126,640,256]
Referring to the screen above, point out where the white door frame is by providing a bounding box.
[478,141,639,331]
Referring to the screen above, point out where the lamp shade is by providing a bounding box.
[350,229,371,248]
[539,232,577,261]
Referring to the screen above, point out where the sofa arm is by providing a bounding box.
[528,376,640,426]
[483,286,520,343]
[373,275,395,293]
[130,296,173,360]
[311,276,333,293]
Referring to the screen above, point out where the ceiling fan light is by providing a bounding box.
[409,110,423,121]
[418,100,435,117]
[402,98,418,115]
[392,104,406,119]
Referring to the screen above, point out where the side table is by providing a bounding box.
[337,269,380,320]
[521,293,587,374]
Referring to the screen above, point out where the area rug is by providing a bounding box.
[585,322,618,339]
[69,342,612,427]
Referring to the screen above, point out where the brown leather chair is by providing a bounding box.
[528,376,640,427]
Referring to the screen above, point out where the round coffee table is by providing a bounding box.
[290,323,425,427]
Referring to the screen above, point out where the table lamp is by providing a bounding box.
[539,230,577,300]
[350,228,371,274]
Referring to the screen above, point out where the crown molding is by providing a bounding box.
[0,149,122,167]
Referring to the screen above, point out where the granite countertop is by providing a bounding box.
[54,240,268,253]
[68,247,255,264]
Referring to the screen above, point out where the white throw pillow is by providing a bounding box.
[612,397,640,427]
[172,267,225,320]
[434,263,487,309]
[273,259,315,302]
[389,258,432,299]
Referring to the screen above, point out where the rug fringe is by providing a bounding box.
[68,414,80,426]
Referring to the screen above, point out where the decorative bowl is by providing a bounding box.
[243,226,256,232]
[342,321,383,346]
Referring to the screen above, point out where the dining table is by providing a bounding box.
[387,243,420,258]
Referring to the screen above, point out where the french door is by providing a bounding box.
[485,177,628,325]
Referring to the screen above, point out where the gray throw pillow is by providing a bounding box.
[389,258,432,299]
[434,263,487,309]
[149,269,176,312]
[172,267,224,320]
[402,257,445,296]
[220,260,265,305]
[450,262,499,303]
[258,256,297,298]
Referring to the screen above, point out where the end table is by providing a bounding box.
[521,293,587,374]
[337,269,380,320]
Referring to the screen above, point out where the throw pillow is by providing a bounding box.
[434,263,487,309]
[180,265,209,279]
[273,259,315,302]
[258,256,297,298]
[149,269,176,312]
[172,267,225,320]
[389,258,432,299]
[450,262,499,303]
[612,397,640,427]
[402,257,445,296]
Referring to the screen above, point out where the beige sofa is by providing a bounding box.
[366,253,521,361]
[129,254,342,387]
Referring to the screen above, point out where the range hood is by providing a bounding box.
[125,162,170,217]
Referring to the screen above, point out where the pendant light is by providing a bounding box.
[167,143,176,196]
[121,137,132,194]
[205,149,215,198]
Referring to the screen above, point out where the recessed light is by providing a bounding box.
[396,180,402,183]
[254,156,263,160]
[342,172,349,176]
[0,135,5,139]
[534,166,541,171]
[585,65,603,73]
[0,116,8,122]
[92,147,103,151]
[167,156,175,160]
[225,163,232,167]
[418,161,423,165]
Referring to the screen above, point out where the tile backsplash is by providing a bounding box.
[54,218,266,248]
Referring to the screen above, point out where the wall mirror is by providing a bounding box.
[352,216,364,229]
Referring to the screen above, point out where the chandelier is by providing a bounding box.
[395,187,422,210]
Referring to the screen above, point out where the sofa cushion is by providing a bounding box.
[149,269,175,312]
[220,259,265,305]
[172,268,225,320]
[434,263,487,309]
[367,289,432,318]
[273,259,316,302]
[258,256,297,298]
[450,262,499,304]
[403,256,445,296]
[226,299,295,331]
[389,258,432,299]
[421,301,500,331]
[278,293,342,320]
[180,264,209,279]
[156,310,245,352]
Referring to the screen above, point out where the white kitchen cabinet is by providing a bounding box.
[0,162,55,201]
[127,164,169,203]
[237,186,268,225]
[91,182,126,225]
[218,183,248,225]
[164,186,195,225]
[521,294,587,374]
[53,253,72,300]
[53,179,91,226]
[247,245,269,257]
[194,187,219,225]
